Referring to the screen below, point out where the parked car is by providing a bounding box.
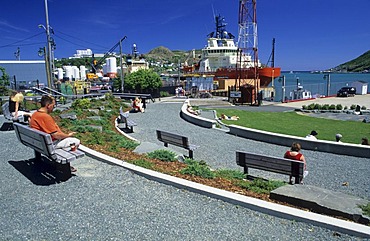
[337,87,356,97]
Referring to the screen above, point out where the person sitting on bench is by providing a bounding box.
[132,97,145,113]
[9,91,33,122]
[30,95,80,172]
[284,142,308,184]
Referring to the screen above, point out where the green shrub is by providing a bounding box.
[344,106,348,110]
[350,104,357,110]
[132,159,154,169]
[361,106,367,110]
[71,98,91,110]
[238,178,285,194]
[180,158,215,179]
[301,105,307,110]
[215,169,246,180]
[313,103,321,110]
[328,104,336,110]
[147,149,177,162]
[336,104,343,110]
[307,103,316,110]
[359,203,370,217]
[160,91,170,97]
[321,104,329,110]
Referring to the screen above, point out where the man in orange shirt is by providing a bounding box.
[30,95,80,172]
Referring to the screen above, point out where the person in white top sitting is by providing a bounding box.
[305,130,318,140]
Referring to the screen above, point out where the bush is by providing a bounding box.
[336,104,343,110]
[215,169,246,180]
[321,104,329,110]
[328,104,336,110]
[350,104,357,110]
[361,106,367,110]
[147,149,177,162]
[160,91,170,97]
[238,178,285,194]
[132,159,154,169]
[301,105,307,110]
[314,103,321,110]
[344,106,348,110]
[71,98,91,110]
[180,158,215,179]
[359,203,370,216]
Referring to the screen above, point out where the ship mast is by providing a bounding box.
[238,0,259,102]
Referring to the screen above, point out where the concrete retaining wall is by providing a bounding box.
[180,100,217,129]
[228,125,370,158]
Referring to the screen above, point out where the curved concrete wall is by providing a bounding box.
[228,125,370,158]
[180,100,217,129]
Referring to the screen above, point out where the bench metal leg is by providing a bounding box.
[34,151,42,161]
[189,150,194,159]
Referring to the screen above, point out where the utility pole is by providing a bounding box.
[119,39,124,93]
[44,0,53,89]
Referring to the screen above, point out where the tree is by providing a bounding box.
[124,69,162,93]
[0,66,10,94]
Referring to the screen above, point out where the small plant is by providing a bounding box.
[361,106,367,110]
[350,104,357,110]
[71,98,91,110]
[336,104,343,110]
[313,103,321,110]
[215,169,246,180]
[238,178,286,194]
[359,203,370,217]
[180,158,215,179]
[321,104,329,110]
[147,149,177,162]
[344,106,348,110]
[328,104,336,110]
[307,103,316,110]
[301,105,307,110]
[160,91,170,97]
[132,159,154,169]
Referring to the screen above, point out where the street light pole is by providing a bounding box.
[44,0,53,89]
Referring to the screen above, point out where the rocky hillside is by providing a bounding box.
[333,50,370,72]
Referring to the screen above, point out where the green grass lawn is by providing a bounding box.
[214,109,370,144]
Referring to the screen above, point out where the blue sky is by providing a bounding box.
[0,0,369,71]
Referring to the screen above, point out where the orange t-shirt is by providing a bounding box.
[30,111,60,141]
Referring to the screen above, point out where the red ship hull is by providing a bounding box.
[214,67,281,87]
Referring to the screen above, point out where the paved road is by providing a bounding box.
[0,105,369,240]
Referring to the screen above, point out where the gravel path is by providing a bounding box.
[0,112,369,240]
[128,100,370,200]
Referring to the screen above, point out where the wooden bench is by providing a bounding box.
[236,151,304,184]
[119,107,137,133]
[156,130,199,159]
[13,122,85,180]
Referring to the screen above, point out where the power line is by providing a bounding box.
[55,30,109,50]
[0,32,44,48]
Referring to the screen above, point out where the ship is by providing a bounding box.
[182,7,280,88]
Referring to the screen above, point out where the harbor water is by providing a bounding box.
[271,72,370,102]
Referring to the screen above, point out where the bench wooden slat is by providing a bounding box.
[156,130,199,158]
[236,151,304,184]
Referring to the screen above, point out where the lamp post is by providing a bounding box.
[119,39,124,93]
[323,74,330,97]
[278,75,286,102]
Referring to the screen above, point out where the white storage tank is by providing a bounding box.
[72,66,80,80]
[106,57,117,78]
[80,66,86,80]
[63,66,73,80]
[57,68,64,80]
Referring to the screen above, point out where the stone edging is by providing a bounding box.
[179,100,217,128]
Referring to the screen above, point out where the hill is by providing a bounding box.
[333,50,370,72]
